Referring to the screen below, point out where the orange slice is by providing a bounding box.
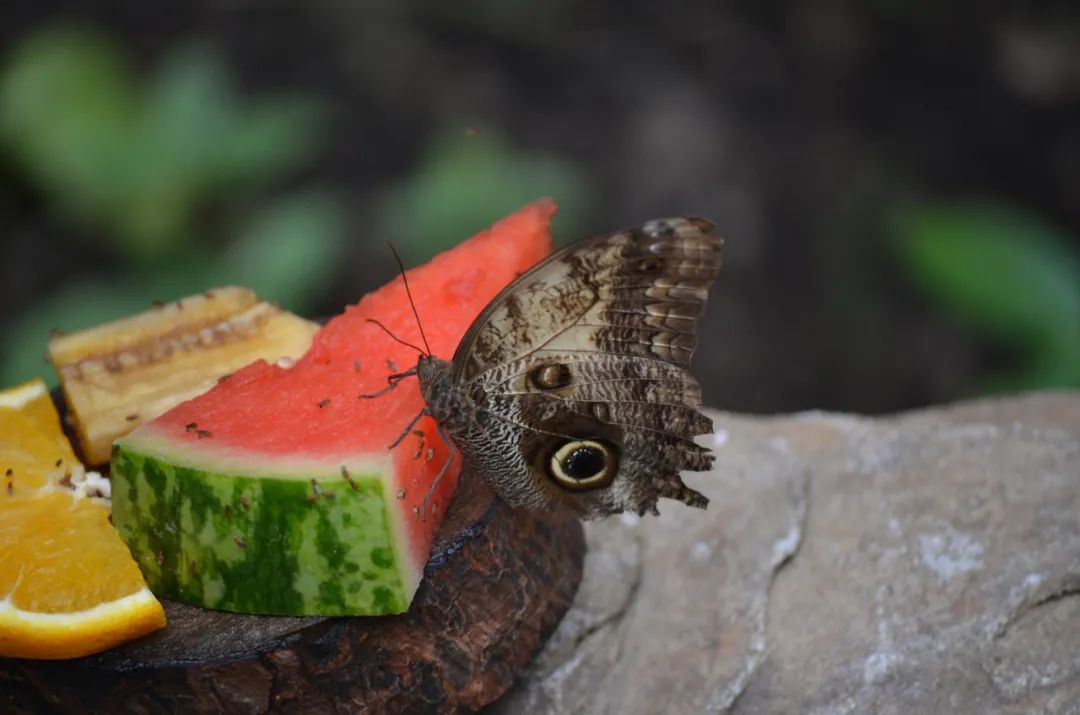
[0,379,166,659]
[0,380,76,490]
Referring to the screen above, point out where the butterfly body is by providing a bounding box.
[409,217,723,520]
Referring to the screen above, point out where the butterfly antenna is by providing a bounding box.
[366,318,426,356]
[386,239,432,357]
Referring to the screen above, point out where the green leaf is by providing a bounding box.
[141,45,235,173]
[210,97,322,190]
[380,129,591,263]
[221,192,346,312]
[0,30,326,264]
[0,26,136,224]
[111,46,234,259]
[892,202,1080,346]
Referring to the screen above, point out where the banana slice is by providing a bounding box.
[49,287,318,465]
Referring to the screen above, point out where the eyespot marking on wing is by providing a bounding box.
[529,363,572,390]
[548,439,617,490]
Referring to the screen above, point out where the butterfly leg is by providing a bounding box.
[420,422,458,522]
[358,367,418,399]
[386,407,430,450]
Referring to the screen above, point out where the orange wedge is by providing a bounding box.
[0,379,166,659]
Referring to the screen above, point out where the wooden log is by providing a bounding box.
[0,470,585,714]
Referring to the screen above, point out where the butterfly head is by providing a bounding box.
[416,354,450,392]
[417,354,472,432]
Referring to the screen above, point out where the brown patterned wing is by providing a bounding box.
[453,217,721,379]
[450,218,723,518]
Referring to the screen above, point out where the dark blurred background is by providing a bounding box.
[1,2,1078,414]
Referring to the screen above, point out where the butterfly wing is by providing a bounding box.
[449,217,722,518]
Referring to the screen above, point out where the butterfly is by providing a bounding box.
[369,217,722,520]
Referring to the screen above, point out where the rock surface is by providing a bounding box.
[493,391,1080,715]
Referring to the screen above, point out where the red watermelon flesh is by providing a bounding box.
[109,200,555,615]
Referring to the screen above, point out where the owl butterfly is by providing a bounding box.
[375,217,722,520]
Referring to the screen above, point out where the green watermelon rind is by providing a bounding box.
[110,438,415,616]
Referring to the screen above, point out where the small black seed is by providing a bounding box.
[196,430,213,439]
[54,458,62,467]
[239,494,250,510]
[151,299,165,309]
[224,505,233,518]
[185,422,198,432]
[125,413,139,422]
[353,360,362,372]
[233,536,247,549]
[4,468,12,477]
[318,399,331,409]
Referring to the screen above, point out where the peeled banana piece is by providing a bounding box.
[49,287,318,465]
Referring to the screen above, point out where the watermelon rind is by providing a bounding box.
[110,437,414,616]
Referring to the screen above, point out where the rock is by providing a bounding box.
[494,391,1080,715]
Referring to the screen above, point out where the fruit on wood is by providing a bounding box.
[109,201,556,616]
[49,287,319,466]
[0,379,166,659]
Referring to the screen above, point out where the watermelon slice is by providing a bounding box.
[110,201,556,616]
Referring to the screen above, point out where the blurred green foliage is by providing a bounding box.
[893,201,1080,392]
[379,129,590,263]
[0,27,345,386]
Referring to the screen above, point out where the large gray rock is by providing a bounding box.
[493,391,1080,715]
